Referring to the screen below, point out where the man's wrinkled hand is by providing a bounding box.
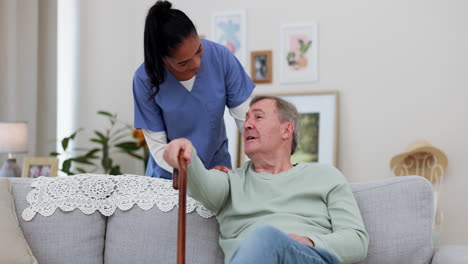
[288,234,314,247]
[163,138,194,168]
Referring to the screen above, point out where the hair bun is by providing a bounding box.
[154,0,172,12]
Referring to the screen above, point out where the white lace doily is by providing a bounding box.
[22,174,214,221]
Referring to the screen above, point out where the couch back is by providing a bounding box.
[10,176,433,264]
[352,176,434,264]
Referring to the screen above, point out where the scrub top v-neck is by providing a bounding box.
[133,39,255,179]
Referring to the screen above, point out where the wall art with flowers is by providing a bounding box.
[280,22,319,83]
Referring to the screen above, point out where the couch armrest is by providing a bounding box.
[432,245,468,264]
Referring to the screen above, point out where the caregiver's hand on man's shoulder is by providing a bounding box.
[212,165,232,173]
[163,138,194,168]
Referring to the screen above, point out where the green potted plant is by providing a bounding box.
[51,111,149,175]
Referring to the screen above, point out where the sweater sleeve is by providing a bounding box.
[186,150,230,214]
[308,174,369,264]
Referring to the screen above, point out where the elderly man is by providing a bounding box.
[163,95,368,264]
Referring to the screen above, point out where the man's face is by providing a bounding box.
[243,99,289,157]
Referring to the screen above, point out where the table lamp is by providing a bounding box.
[0,122,28,177]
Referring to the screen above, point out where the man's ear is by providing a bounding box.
[281,122,294,140]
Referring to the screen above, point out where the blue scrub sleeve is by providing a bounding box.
[223,48,255,109]
[132,70,166,132]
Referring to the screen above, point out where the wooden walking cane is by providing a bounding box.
[173,149,187,264]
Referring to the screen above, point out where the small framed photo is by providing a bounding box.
[251,50,272,84]
[211,10,247,66]
[22,157,59,178]
[238,91,338,167]
[280,22,319,83]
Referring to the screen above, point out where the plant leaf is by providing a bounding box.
[120,149,145,160]
[50,151,60,157]
[302,40,312,54]
[85,148,100,158]
[97,111,113,117]
[75,168,88,174]
[109,133,131,144]
[115,142,140,151]
[109,165,122,175]
[94,131,107,141]
[298,39,304,47]
[90,138,105,144]
[109,127,132,141]
[62,159,72,174]
[69,129,82,140]
[62,137,70,151]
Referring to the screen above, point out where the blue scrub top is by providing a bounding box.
[133,39,255,179]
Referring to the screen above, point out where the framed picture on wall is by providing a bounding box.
[250,50,272,84]
[22,157,59,178]
[238,91,338,167]
[211,10,247,66]
[280,22,319,83]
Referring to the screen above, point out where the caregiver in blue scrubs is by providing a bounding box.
[133,0,255,179]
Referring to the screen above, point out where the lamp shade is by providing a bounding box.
[0,122,28,154]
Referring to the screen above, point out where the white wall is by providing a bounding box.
[0,0,57,166]
[72,0,144,174]
[37,0,58,157]
[12,0,466,245]
[0,0,39,163]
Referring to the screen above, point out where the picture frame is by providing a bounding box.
[250,50,272,84]
[211,10,247,66]
[280,22,319,84]
[22,157,59,178]
[238,91,338,167]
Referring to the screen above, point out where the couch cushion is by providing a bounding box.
[351,176,433,264]
[105,206,224,264]
[0,178,37,264]
[10,178,106,264]
[432,245,468,264]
